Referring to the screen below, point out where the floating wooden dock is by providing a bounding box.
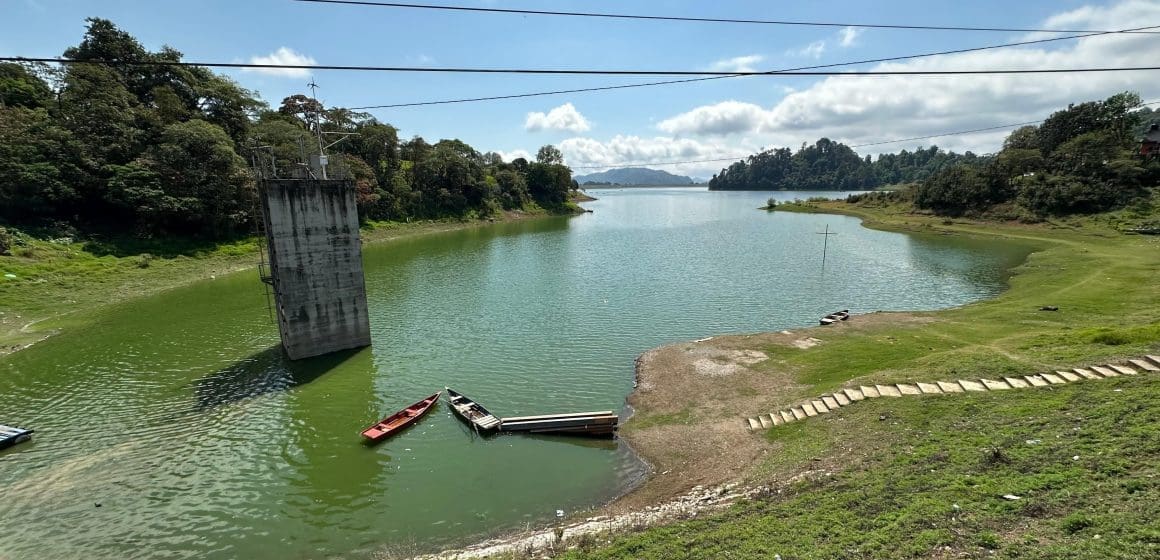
[0,424,34,451]
[500,411,618,437]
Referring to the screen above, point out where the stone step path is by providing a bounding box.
[745,355,1160,431]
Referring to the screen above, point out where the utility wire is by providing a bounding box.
[290,0,1160,34]
[6,56,1159,77]
[347,24,1160,109]
[567,101,1160,169]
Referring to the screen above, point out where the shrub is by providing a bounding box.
[1060,513,1094,534]
[0,226,12,256]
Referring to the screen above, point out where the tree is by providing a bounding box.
[0,63,53,108]
[278,94,324,131]
[914,165,1002,216]
[536,144,564,165]
[0,108,88,221]
[1003,125,1039,151]
[110,120,253,236]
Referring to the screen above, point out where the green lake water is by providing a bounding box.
[0,188,1033,559]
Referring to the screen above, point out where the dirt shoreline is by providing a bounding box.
[410,312,928,559]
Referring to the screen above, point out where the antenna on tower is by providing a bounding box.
[306,78,329,179]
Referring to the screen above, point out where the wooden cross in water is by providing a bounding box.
[817,224,838,271]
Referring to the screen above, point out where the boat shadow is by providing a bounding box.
[194,345,363,411]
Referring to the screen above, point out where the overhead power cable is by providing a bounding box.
[346,24,1160,109]
[567,101,1160,169]
[290,0,1160,34]
[5,56,1159,77]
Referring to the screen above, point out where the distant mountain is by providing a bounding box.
[574,167,696,186]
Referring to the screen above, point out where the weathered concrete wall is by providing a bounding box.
[260,179,371,360]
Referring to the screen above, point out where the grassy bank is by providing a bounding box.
[585,200,1159,559]
[0,205,579,355]
[569,375,1159,559]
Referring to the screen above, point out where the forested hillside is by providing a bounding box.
[0,19,574,244]
[909,92,1160,217]
[708,138,983,191]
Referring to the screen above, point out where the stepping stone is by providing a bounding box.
[938,381,964,393]
[759,416,772,428]
[747,418,761,430]
[876,385,902,397]
[1057,371,1081,382]
[791,407,807,420]
[843,388,865,401]
[1147,355,1160,367]
[833,392,851,406]
[822,395,840,409]
[860,386,882,398]
[1128,359,1160,372]
[780,410,796,423]
[802,403,819,417]
[1024,375,1049,387]
[1004,377,1030,388]
[769,413,783,426]
[811,400,830,413]
[917,382,943,394]
[896,384,922,395]
[958,379,987,392]
[1074,368,1102,380]
[981,378,1012,390]
[1090,365,1119,378]
[1109,364,1137,375]
[1040,373,1067,385]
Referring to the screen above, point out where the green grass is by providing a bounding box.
[560,377,1160,559]
[629,407,695,431]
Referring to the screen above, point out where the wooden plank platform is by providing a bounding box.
[500,411,616,423]
[500,411,618,436]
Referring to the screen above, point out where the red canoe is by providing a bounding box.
[361,391,441,442]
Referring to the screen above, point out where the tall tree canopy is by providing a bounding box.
[0,18,576,240]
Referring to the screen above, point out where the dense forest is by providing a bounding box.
[0,19,575,243]
[712,93,1160,218]
[908,92,1160,217]
[708,139,984,191]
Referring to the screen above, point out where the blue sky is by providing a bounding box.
[3,0,1159,179]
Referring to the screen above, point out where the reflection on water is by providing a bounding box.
[195,346,361,410]
[0,187,1033,559]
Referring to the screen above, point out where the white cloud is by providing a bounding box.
[525,103,592,133]
[788,40,826,59]
[657,101,770,137]
[708,55,765,73]
[654,0,1160,158]
[560,135,751,179]
[839,26,862,47]
[496,149,533,163]
[243,47,316,78]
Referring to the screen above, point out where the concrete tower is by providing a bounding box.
[259,179,372,360]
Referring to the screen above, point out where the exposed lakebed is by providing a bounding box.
[0,188,1032,559]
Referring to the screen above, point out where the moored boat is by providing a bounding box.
[820,309,850,325]
[361,392,441,443]
[446,388,502,432]
[0,424,34,451]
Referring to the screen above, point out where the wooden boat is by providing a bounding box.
[361,392,440,443]
[0,424,34,451]
[820,309,850,325]
[445,388,502,432]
